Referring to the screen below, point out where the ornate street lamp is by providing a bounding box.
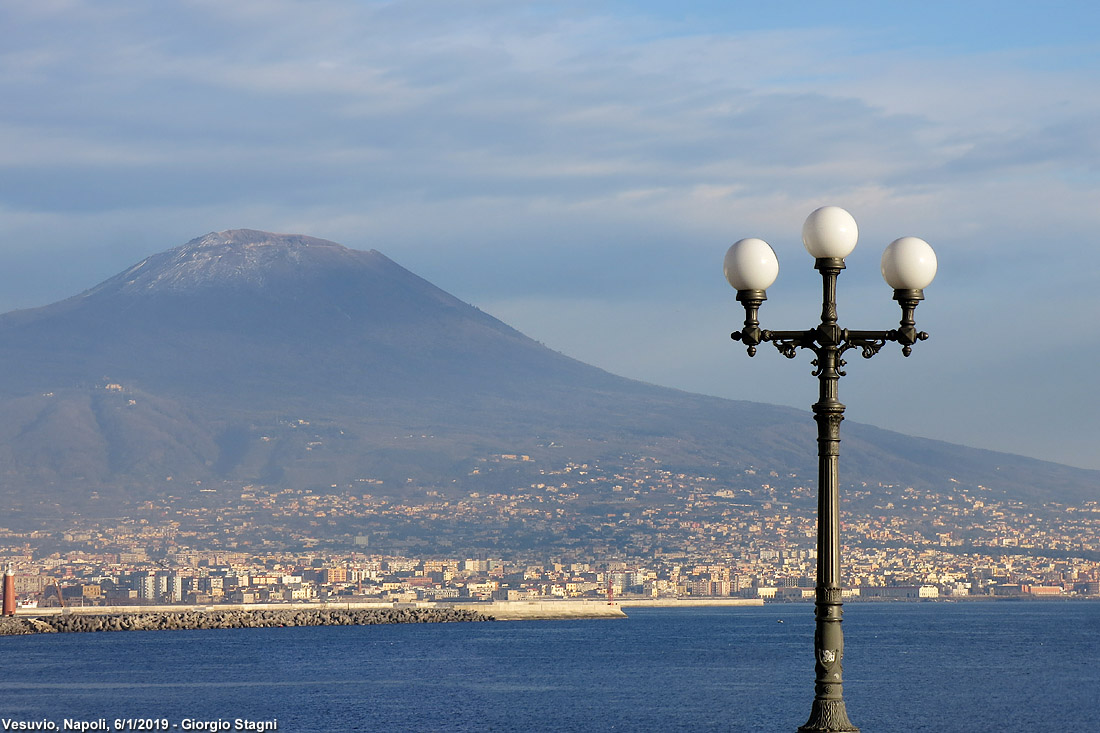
[724,206,936,732]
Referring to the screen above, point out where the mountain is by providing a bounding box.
[0,229,1095,511]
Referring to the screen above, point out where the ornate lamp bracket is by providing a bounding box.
[763,330,815,359]
[840,331,888,360]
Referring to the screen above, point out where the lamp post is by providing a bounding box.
[724,206,936,732]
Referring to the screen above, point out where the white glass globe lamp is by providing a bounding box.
[802,206,858,259]
[880,236,937,291]
[724,238,779,293]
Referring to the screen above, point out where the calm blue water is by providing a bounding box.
[2,602,1098,732]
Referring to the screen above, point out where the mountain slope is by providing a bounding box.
[0,229,1094,508]
[0,229,621,404]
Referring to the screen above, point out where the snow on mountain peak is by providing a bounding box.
[93,229,366,296]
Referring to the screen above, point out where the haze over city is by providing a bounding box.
[2,1,1099,469]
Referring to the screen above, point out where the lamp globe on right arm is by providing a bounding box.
[881,236,937,294]
[802,205,859,261]
[880,236,937,355]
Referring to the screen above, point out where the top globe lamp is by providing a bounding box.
[802,206,858,260]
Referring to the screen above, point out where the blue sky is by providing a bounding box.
[2,1,1099,470]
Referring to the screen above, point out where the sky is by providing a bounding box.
[2,1,1099,470]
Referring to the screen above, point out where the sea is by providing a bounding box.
[2,601,1098,732]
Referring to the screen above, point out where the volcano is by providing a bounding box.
[0,229,1093,506]
[0,229,619,404]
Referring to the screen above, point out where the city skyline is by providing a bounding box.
[8,451,1098,607]
[2,2,1099,469]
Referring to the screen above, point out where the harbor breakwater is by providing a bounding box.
[0,607,489,635]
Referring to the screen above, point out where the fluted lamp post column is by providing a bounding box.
[723,207,937,732]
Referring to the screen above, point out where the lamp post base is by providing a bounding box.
[798,700,858,732]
